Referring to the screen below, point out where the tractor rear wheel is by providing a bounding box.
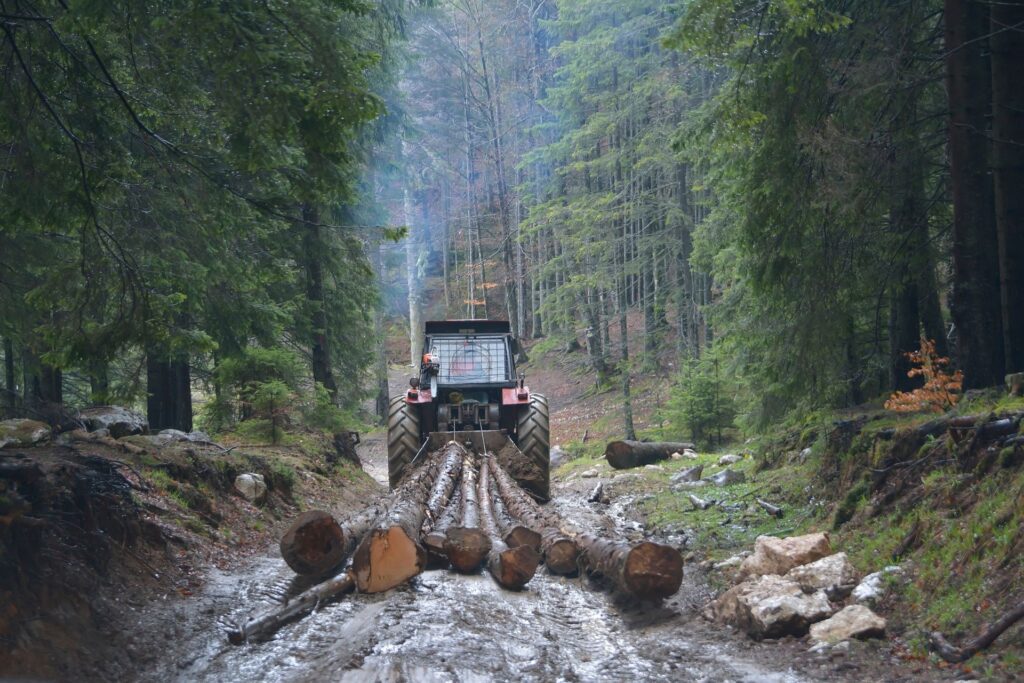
[516,393,550,500]
[387,396,421,488]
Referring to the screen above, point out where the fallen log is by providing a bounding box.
[487,457,580,575]
[577,533,683,600]
[422,442,465,527]
[929,600,1024,662]
[444,454,491,573]
[351,455,441,593]
[488,475,542,552]
[227,572,354,645]
[279,497,390,576]
[605,441,695,470]
[424,486,463,566]
[755,498,784,518]
[478,457,540,590]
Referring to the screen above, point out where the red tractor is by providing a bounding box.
[387,320,550,499]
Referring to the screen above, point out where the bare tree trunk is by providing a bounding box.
[945,0,1005,388]
[991,0,1024,374]
[301,204,338,400]
[404,189,424,367]
[3,338,16,412]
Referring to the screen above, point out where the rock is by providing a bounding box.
[587,483,608,504]
[713,552,750,571]
[550,445,569,469]
[610,473,642,487]
[784,552,859,599]
[80,406,148,438]
[739,532,833,580]
[671,464,704,484]
[580,468,600,478]
[718,454,742,465]
[234,473,267,503]
[644,464,665,471]
[705,468,746,487]
[682,448,699,459]
[851,565,904,605]
[706,574,834,639]
[187,430,212,442]
[799,447,813,462]
[809,604,886,644]
[158,429,190,442]
[1007,372,1024,397]
[670,451,683,460]
[0,419,52,449]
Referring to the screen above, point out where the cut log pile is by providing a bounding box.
[230,439,684,643]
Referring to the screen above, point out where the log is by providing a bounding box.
[605,441,695,469]
[279,498,389,576]
[478,456,540,590]
[488,474,542,552]
[351,455,441,593]
[423,486,463,567]
[577,533,683,600]
[755,498,784,518]
[444,455,491,573]
[227,572,354,645]
[929,600,1024,662]
[422,442,465,528]
[487,457,580,575]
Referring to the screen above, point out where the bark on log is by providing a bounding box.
[424,486,463,567]
[479,456,540,590]
[488,475,542,552]
[488,457,580,575]
[929,600,1024,662]
[227,572,354,645]
[577,533,683,600]
[279,499,388,576]
[605,441,695,469]
[444,455,491,573]
[351,455,441,593]
[422,442,465,529]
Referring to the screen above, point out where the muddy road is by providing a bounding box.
[131,434,929,682]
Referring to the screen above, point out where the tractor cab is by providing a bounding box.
[388,320,549,499]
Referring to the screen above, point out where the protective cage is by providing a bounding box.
[426,335,512,386]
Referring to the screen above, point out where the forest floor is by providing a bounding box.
[2,344,1018,680]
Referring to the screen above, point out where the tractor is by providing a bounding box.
[387,320,550,500]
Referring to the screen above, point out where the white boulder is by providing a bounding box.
[0,419,51,448]
[784,552,859,599]
[851,565,905,605]
[706,574,834,639]
[80,406,148,438]
[809,604,886,644]
[234,473,267,503]
[739,532,833,579]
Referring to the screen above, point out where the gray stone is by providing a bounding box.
[706,574,835,639]
[0,419,51,449]
[187,430,212,443]
[809,604,886,644]
[705,468,746,487]
[550,445,569,469]
[158,429,190,442]
[682,448,699,459]
[580,468,600,478]
[80,406,148,438]
[718,454,743,466]
[851,565,905,605]
[234,473,267,503]
[671,464,704,484]
[784,552,859,600]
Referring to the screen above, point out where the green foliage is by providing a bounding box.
[663,357,736,448]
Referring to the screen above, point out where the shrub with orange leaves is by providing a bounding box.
[885,338,963,413]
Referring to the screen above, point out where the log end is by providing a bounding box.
[279,510,346,575]
[444,527,492,573]
[353,526,426,593]
[543,538,580,576]
[493,545,541,590]
[604,441,633,469]
[623,541,684,600]
[423,530,450,568]
[504,525,543,553]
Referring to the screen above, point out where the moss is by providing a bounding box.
[833,477,869,529]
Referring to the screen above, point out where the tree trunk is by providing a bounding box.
[279,501,386,576]
[301,203,338,400]
[146,348,192,432]
[478,456,540,590]
[488,457,580,575]
[369,237,390,422]
[605,440,695,470]
[351,456,440,593]
[990,0,1024,374]
[945,0,1004,388]
[444,454,491,573]
[487,473,542,553]
[89,359,110,405]
[227,572,355,645]
[3,338,16,412]
[576,534,683,600]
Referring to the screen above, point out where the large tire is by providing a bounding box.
[516,393,550,500]
[387,396,421,488]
